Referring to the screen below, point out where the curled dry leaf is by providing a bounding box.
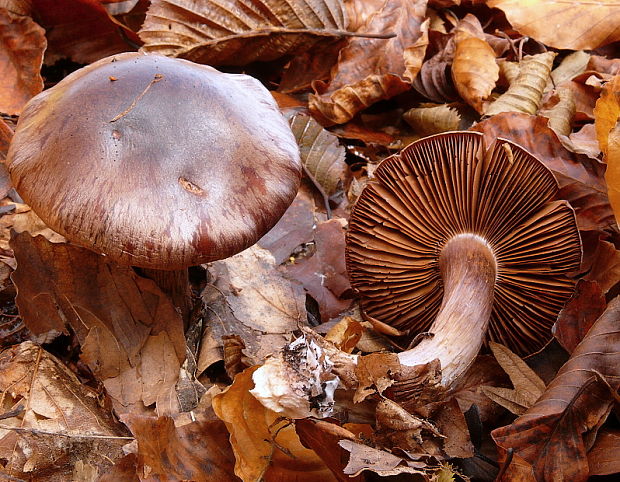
[139,0,345,65]
[451,14,498,113]
[325,316,364,353]
[488,0,620,50]
[338,439,428,477]
[553,279,606,354]
[567,124,601,159]
[492,296,620,482]
[473,112,616,232]
[593,74,620,156]
[402,104,461,136]
[0,8,45,116]
[412,32,458,103]
[481,342,546,416]
[286,218,352,322]
[587,428,620,476]
[0,342,126,480]
[204,245,307,363]
[290,114,346,196]
[485,52,556,116]
[10,232,186,416]
[550,51,590,87]
[213,366,335,481]
[122,415,238,481]
[540,88,576,137]
[309,0,427,125]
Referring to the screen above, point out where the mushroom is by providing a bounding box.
[6,52,301,321]
[345,131,581,391]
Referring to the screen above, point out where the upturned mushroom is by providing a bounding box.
[6,52,301,320]
[346,131,581,390]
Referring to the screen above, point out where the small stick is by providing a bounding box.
[110,73,164,122]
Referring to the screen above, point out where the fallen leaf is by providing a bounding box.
[0,117,12,160]
[290,114,347,196]
[485,52,556,116]
[550,51,590,87]
[286,218,352,322]
[295,418,362,482]
[540,88,576,137]
[451,14,498,113]
[412,30,458,103]
[567,123,601,158]
[492,296,620,481]
[204,245,307,363]
[0,342,127,480]
[402,104,461,136]
[33,0,140,64]
[258,184,316,265]
[472,112,616,232]
[309,0,427,125]
[593,74,620,155]
[583,238,620,293]
[122,415,238,481]
[481,342,546,416]
[325,316,364,353]
[10,232,186,416]
[139,0,346,65]
[488,0,620,50]
[0,7,45,115]
[213,366,335,481]
[587,428,620,476]
[338,439,427,477]
[553,279,606,353]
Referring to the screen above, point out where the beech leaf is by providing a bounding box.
[492,296,620,482]
[139,0,346,65]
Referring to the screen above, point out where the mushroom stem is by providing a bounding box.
[398,233,497,389]
[141,268,192,326]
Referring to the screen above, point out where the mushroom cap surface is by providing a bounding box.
[346,131,582,356]
[7,53,301,269]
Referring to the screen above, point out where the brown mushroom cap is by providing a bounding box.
[346,131,582,356]
[7,53,301,269]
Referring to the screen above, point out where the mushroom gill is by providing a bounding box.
[345,131,581,389]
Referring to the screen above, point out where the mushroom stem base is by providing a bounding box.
[398,233,497,389]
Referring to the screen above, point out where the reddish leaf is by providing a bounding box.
[492,296,620,482]
[553,280,606,353]
[472,112,616,232]
[0,7,45,115]
[123,415,238,481]
[286,218,352,322]
[584,238,620,293]
[587,429,620,476]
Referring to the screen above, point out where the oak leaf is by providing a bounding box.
[492,296,620,481]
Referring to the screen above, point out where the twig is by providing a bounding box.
[110,73,164,122]
[0,425,134,440]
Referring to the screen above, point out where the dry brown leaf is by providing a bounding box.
[492,296,620,482]
[402,104,461,136]
[587,428,620,476]
[481,342,545,416]
[473,112,616,232]
[338,439,428,477]
[0,117,12,160]
[485,52,556,116]
[33,0,140,65]
[451,14,498,113]
[0,8,45,116]
[290,114,346,196]
[258,184,316,265]
[122,415,238,481]
[325,316,364,353]
[551,51,590,86]
[139,0,345,65]
[213,366,335,482]
[553,279,606,353]
[10,232,186,416]
[412,32,458,103]
[286,218,352,322]
[593,75,620,155]
[294,418,362,482]
[567,124,601,158]
[605,122,620,227]
[0,342,127,480]
[583,238,620,293]
[309,0,427,125]
[204,244,306,364]
[540,88,576,137]
[488,0,620,50]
